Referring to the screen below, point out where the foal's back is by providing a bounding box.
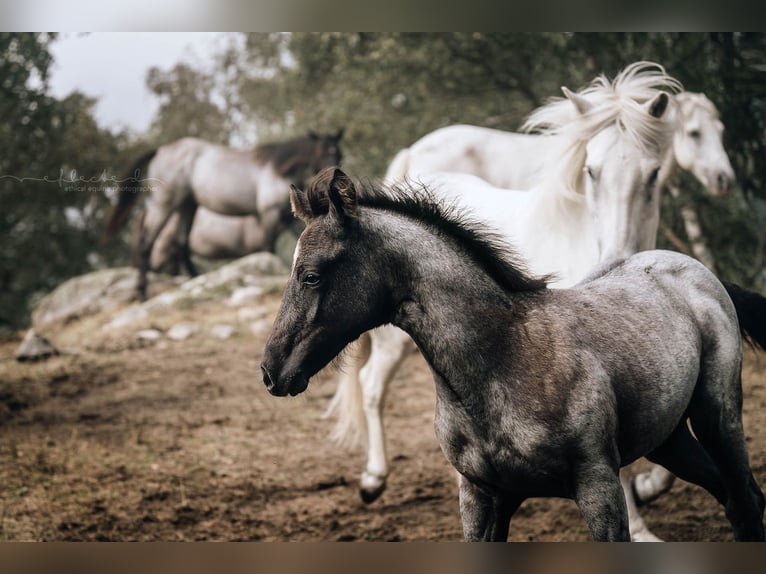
[538,250,741,463]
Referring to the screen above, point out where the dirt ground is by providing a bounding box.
[1,290,765,542]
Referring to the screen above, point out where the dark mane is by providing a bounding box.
[357,179,549,293]
[253,133,340,181]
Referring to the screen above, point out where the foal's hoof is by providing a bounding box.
[359,472,387,504]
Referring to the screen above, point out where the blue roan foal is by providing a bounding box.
[261,167,766,541]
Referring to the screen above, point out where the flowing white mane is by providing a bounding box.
[521,61,683,199]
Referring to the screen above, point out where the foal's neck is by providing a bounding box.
[367,210,527,387]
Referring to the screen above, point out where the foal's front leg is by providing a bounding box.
[574,462,630,541]
[458,476,520,541]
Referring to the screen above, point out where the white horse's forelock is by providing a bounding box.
[522,61,682,200]
[675,91,719,120]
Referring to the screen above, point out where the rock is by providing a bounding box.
[237,306,269,323]
[15,329,59,362]
[167,322,198,341]
[250,319,272,337]
[136,329,162,341]
[32,267,183,328]
[210,324,236,340]
[227,286,265,307]
[102,253,289,331]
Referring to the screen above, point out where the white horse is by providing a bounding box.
[385,91,734,197]
[326,62,685,542]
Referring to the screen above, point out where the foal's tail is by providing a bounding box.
[104,148,158,240]
[723,282,766,351]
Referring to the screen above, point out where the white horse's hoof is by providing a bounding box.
[630,529,663,542]
[360,472,387,504]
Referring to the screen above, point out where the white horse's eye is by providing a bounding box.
[584,166,597,180]
[688,129,701,140]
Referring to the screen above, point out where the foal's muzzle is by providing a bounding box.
[260,363,309,397]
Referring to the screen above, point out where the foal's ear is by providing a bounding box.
[327,167,357,225]
[562,86,593,115]
[645,92,670,119]
[335,127,345,141]
[290,184,313,222]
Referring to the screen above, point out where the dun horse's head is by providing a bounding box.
[306,128,344,178]
[261,167,389,397]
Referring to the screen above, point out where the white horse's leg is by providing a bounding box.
[359,326,415,503]
[620,467,663,542]
[632,464,677,504]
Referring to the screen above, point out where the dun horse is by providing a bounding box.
[262,167,766,542]
[104,130,343,299]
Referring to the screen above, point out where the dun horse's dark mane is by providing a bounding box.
[253,134,336,179]
[358,180,549,293]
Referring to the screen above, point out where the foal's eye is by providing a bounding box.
[303,272,321,287]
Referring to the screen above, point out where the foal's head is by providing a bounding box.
[261,168,392,397]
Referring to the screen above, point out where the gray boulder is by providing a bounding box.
[15,329,58,362]
[32,267,183,328]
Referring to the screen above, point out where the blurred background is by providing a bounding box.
[2,32,766,330]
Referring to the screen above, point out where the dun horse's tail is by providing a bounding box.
[104,148,158,240]
[723,282,766,351]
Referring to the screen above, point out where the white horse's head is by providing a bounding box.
[672,92,735,196]
[524,61,681,263]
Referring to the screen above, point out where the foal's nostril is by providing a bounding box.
[261,364,274,391]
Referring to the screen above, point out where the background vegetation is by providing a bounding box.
[2,32,765,329]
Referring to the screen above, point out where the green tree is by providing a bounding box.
[145,62,231,145]
[0,33,127,329]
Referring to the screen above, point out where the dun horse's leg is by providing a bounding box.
[458,475,520,541]
[177,198,198,277]
[574,461,630,541]
[688,379,765,541]
[137,200,183,300]
[359,328,414,503]
[632,465,676,505]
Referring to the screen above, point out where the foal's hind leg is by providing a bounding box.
[645,420,727,506]
[689,369,765,540]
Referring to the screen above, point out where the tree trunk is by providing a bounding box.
[666,184,718,274]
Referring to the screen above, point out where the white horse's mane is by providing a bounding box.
[521,61,683,200]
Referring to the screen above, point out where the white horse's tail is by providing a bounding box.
[383,147,411,184]
[322,334,371,450]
